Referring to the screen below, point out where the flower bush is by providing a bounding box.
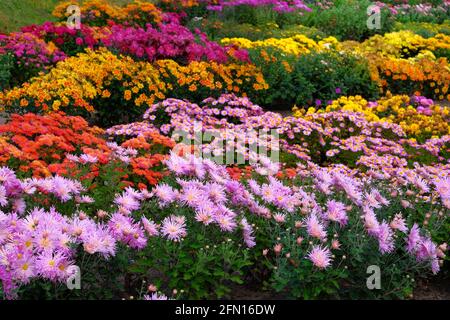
[0,112,175,188]
[0,32,66,88]
[3,145,446,299]
[0,49,267,127]
[293,94,450,141]
[296,0,396,41]
[102,22,249,64]
[52,0,162,27]
[21,22,102,57]
[109,94,450,174]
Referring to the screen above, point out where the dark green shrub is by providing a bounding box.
[248,49,379,109]
[298,0,395,41]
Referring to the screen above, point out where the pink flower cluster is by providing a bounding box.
[0,168,154,298]
[0,32,66,70]
[21,22,100,55]
[107,94,449,178]
[102,22,248,64]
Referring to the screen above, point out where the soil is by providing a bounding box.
[227,277,450,300]
[413,275,450,300]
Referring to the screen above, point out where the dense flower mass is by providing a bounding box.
[52,0,162,27]
[102,22,249,64]
[0,0,449,301]
[0,112,175,186]
[294,94,450,140]
[221,34,338,56]
[0,32,66,68]
[0,48,267,122]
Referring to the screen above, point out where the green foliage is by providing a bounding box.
[248,49,379,109]
[298,0,395,41]
[394,21,450,38]
[0,53,13,91]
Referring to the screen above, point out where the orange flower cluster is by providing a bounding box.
[122,134,176,185]
[0,49,267,116]
[53,0,162,27]
[0,113,174,187]
[0,112,107,177]
[159,0,204,9]
[371,56,450,100]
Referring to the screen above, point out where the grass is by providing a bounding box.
[0,0,137,33]
[0,0,60,33]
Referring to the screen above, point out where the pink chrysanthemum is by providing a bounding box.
[325,200,348,226]
[305,213,327,240]
[161,215,187,241]
[307,245,332,269]
[390,213,408,233]
[142,217,160,237]
[377,221,395,254]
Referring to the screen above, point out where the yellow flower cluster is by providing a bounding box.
[156,59,268,93]
[221,31,449,100]
[371,94,450,139]
[0,49,267,113]
[394,21,450,37]
[358,31,450,59]
[159,0,203,8]
[53,0,162,25]
[221,35,338,56]
[293,94,450,140]
[337,31,450,100]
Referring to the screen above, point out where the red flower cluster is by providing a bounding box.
[0,112,107,177]
[0,112,174,187]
